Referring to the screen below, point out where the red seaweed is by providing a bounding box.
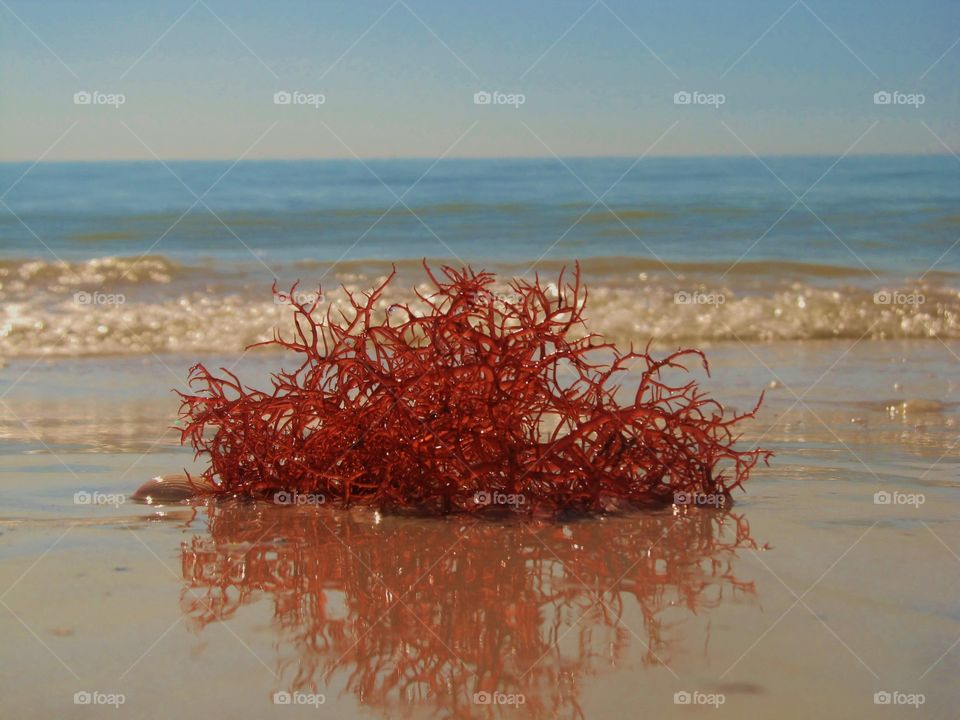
[177,262,770,513]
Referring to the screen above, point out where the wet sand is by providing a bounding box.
[1,340,958,718]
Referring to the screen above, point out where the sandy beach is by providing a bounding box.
[2,339,958,717]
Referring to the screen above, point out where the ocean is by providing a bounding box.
[2,155,959,357]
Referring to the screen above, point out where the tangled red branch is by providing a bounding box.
[178,262,770,513]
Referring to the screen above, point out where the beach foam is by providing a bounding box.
[0,255,958,357]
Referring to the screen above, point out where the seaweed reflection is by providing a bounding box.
[180,504,757,718]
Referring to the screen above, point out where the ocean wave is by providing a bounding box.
[585,283,959,342]
[0,256,183,297]
[294,255,948,281]
[1,255,959,357]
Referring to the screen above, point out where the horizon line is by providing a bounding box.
[0,150,954,165]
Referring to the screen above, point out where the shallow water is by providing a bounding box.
[1,341,958,718]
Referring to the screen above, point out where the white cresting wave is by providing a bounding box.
[1,256,959,358]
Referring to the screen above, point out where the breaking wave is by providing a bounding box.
[1,256,958,358]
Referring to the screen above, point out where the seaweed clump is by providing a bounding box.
[178,263,769,513]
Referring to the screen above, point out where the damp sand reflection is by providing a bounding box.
[179,503,760,718]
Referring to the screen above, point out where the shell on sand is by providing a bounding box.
[132,474,213,505]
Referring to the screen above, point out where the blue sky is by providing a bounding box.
[1,0,958,160]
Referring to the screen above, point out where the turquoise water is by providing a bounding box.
[2,155,958,272]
